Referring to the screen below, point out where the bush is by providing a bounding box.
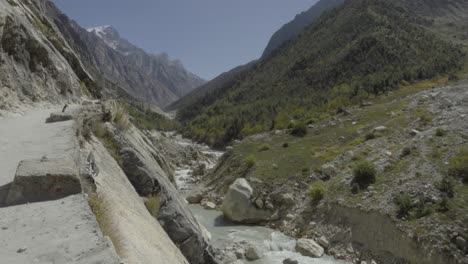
[144,195,161,217]
[435,128,446,137]
[352,160,377,188]
[244,154,256,168]
[437,177,455,198]
[301,167,310,177]
[448,147,468,183]
[309,181,325,202]
[394,194,412,218]
[290,122,307,137]
[283,142,289,148]
[401,146,412,157]
[258,143,271,152]
[365,132,376,141]
[113,110,129,130]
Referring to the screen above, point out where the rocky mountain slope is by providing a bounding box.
[0,0,90,113]
[262,0,344,58]
[176,0,467,148]
[197,78,468,264]
[43,2,204,107]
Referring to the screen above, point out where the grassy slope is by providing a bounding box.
[178,0,466,147]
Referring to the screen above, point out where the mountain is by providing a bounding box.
[44,4,204,107]
[168,0,342,113]
[176,0,467,147]
[165,60,256,112]
[262,0,344,58]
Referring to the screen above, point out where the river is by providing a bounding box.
[173,138,347,264]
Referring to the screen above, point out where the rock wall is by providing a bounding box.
[0,0,88,112]
[84,139,189,264]
[115,126,218,263]
[318,203,455,264]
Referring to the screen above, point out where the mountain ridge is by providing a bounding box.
[44,2,204,107]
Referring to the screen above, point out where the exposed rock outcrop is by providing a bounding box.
[109,125,217,263]
[221,178,272,223]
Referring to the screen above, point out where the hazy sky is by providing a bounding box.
[53,0,318,80]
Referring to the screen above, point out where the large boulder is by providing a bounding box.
[5,159,81,206]
[245,245,263,260]
[295,238,324,258]
[221,178,272,223]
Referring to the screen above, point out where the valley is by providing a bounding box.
[0,0,467,264]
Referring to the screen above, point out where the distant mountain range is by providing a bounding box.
[46,4,204,107]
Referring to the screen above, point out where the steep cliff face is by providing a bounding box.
[0,0,90,112]
[44,2,204,107]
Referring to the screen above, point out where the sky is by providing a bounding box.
[53,0,318,80]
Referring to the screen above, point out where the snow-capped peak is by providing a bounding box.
[87,25,119,50]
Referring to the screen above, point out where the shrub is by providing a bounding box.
[283,142,289,148]
[401,146,412,157]
[394,194,412,218]
[437,177,455,198]
[435,128,446,137]
[113,110,129,130]
[414,199,432,219]
[244,154,256,168]
[309,181,325,202]
[448,147,468,183]
[258,143,271,152]
[365,132,376,141]
[352,160,377,188]
[437,197,451,212]
[290,122,307,137]
[301,167,310,177]
[144,195,161,217]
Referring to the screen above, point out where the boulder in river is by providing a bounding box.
[245,245,263,260]
[295,238,324,258]
[221,178,272,223]
[283,258,299,264]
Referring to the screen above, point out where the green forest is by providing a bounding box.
[177,0,465,148]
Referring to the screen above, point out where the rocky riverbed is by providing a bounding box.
[173,140,348,264]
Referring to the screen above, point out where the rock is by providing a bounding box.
[245,245,263,260]
[346,243,354,253]
[221,178,272,223]
[118,134,215,263]
[17,248,27,253]
[360,262,367,264]
[234,248,245,259]
[45,112,73,123]
[307,124,315,129]
[255,198,264,209]
[295,238,324,258]
[192,163,206,176]
[455,236,466,251]
[186,189,204,204]
[371,260,377,264]
[372,126,387,133]
[283,258,299,264]
[278,193,295,205]
[410,129,420,136]
[285,214,295,220]
[5,159,82,206]
[201,200,216,210]
[317,236,330,249]
[321,163,337,179]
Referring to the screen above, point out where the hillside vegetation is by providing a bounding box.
[177,0,466,148]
